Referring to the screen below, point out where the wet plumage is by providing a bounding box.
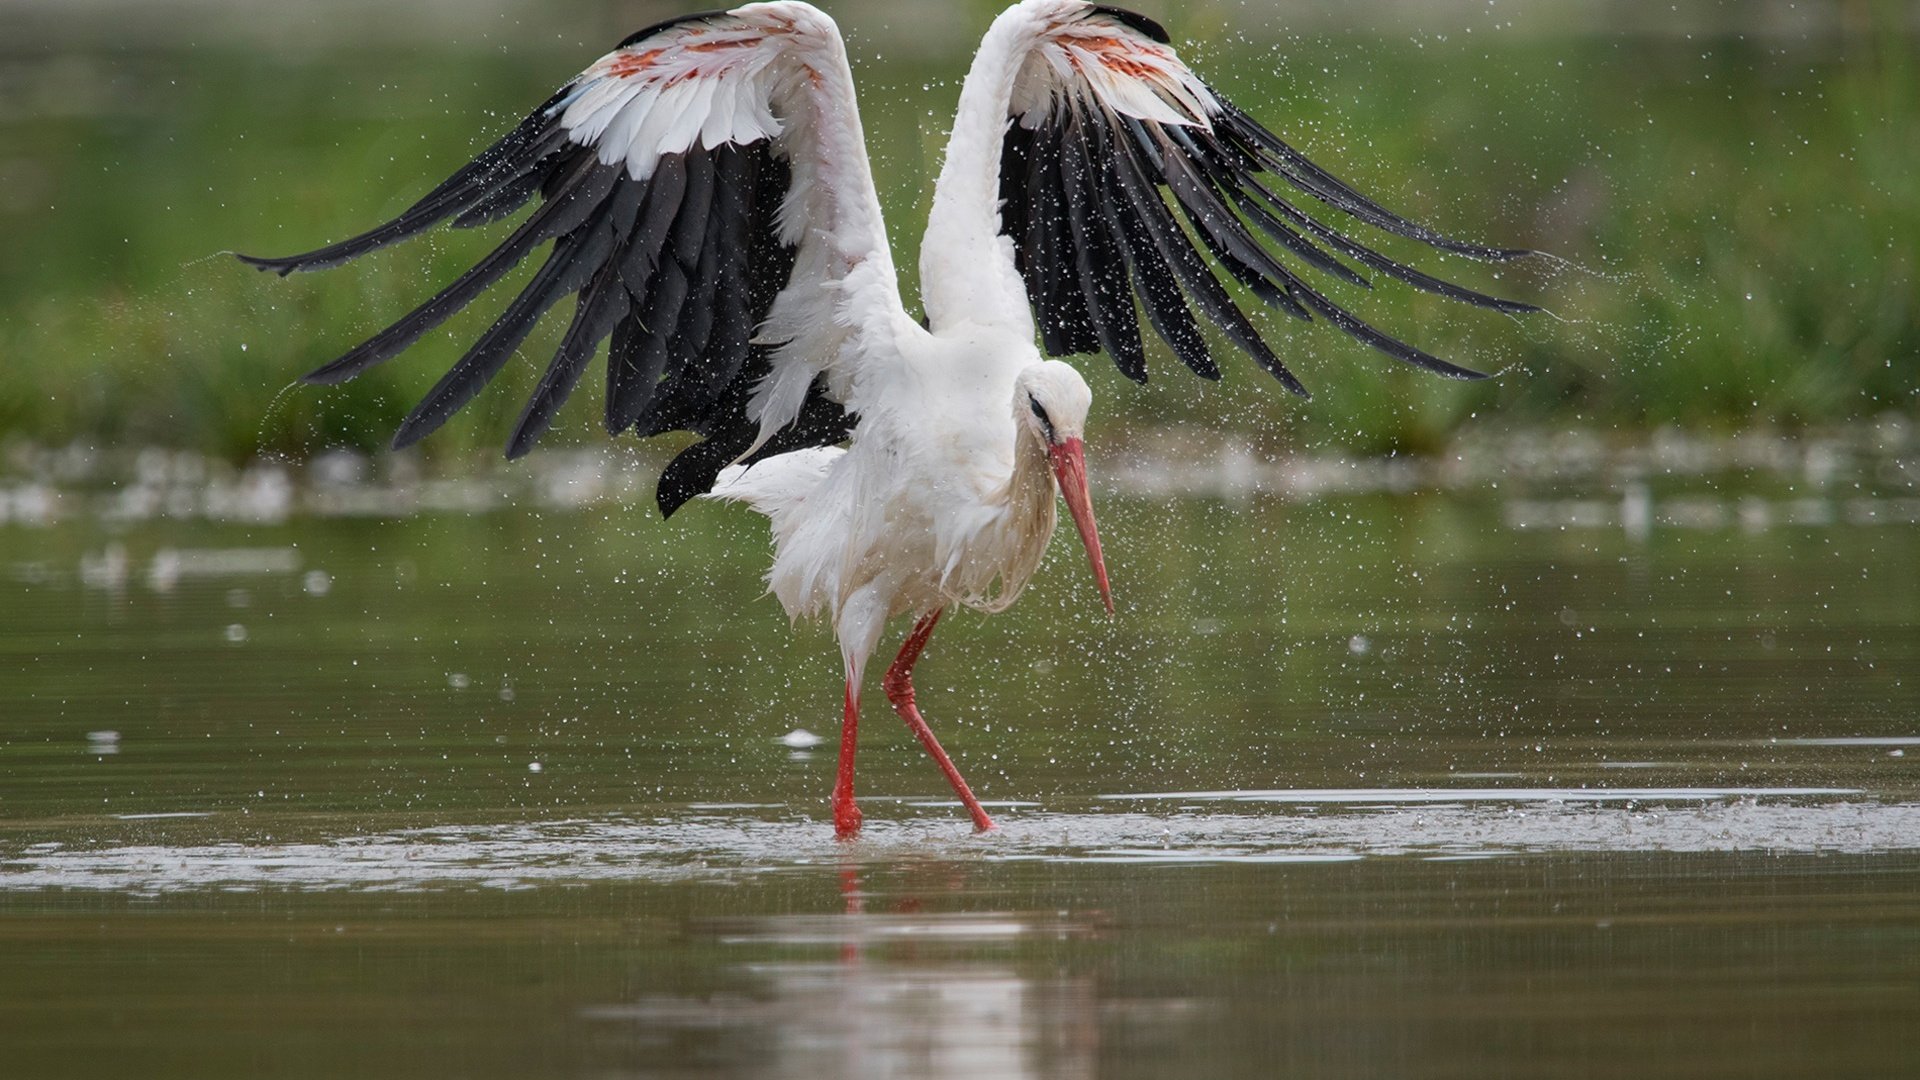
[239,0,1533,836]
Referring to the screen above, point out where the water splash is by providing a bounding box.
[6,793,1915,895]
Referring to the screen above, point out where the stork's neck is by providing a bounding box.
[1005,414,1059,533]
[918,7,1036,338]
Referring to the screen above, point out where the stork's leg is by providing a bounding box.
[830,586,889,841]
[883,609,996,832]
[832,680,862,839]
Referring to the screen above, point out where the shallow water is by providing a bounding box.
[3,455,1918,1077]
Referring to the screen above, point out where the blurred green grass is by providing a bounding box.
[0,18,1913,467]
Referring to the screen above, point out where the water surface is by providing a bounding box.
[3,449,1917,1077]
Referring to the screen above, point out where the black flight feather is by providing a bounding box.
[609,148,713,434]
[1148,121,1315,322]
[1214,98,1533,262]
[502,175,649,459]
[237,86,576,276]
[616,153,689,305]
[1000,122,1036,278]
[655,373,851,518]
[617,9,731,49]
[506,262,631,459]
[1078,107,1214,379]
[1239,167,1540,315]
[303,151,617,386]
[390,173,632,451]
[445,132,574,230]
[634,203,724,437]
[1110,115,1297,391]
[681,142,760,413]
[242,20,852,518]
[1024,123,1099,357]
[1087,5,1171,44]
[1059,106,1147,381]
[994,18,1539,395]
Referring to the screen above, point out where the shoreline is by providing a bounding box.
[3,414,1913,529]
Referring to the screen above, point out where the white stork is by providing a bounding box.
[240,0,1535,837]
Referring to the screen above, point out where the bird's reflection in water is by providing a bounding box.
[582,862,1097,1079]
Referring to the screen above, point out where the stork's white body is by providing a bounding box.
[713,326,1056,686]
[704,2,1117,693]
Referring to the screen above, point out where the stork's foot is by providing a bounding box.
[832,792,863,840]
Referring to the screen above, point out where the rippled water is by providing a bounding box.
[3,445,1917,1077]
[4,796,1915,893]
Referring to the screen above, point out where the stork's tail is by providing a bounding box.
[704,445,845,524]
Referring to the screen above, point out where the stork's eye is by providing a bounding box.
[1027,395,1057,443]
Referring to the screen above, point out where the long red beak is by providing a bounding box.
[1048,437,1113,614]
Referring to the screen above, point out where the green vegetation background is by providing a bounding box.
[1,5,1913,468]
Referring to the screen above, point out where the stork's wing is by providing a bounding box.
[237,2,902,515]
[997,2,1536,394]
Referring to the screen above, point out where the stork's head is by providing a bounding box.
[1015,361,1111,614]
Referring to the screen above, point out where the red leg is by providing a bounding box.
[832,680,862,839]
[883,610,997,832]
